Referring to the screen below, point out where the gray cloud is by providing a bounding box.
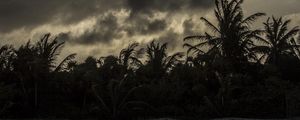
[144,19,167,34]
[127,0,213,15]
[57,32,71,43]
[127,0,183,16]
[0,0,124,33]
[0,0,61,32]
[243,0,300,17]
[0,0,213,33]
[1,0,299,61]
[64,14,123,45]
[183,18,195,35]
[126,18,168,36]
[156,30,183,52]
[189,0,214,9]
[0,0,215,47]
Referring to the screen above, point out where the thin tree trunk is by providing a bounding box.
[80,90,87,118]
[34,82,38,117]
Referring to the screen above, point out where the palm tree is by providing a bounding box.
[142,41,183,80]
[35,33,65,72]
[119,43,143,70]
[184,0,265,70]
[97,43,144,81]
[252,17,300,64]
[251,17,300,118]
[12,33,76,117]
[147,41,183,71]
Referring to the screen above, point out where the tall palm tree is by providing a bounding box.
[146,41,168,69]
[13,33,76,117]
[252,17,300,64]
[31,33,77,73]
[35,33,65,72]
[13,33,75,85]
[252,17,300,118]
[184,0,265,67]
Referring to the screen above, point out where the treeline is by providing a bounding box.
[1,0,300,119]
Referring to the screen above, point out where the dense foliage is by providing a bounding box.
[0,0,300,119]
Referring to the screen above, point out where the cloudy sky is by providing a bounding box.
[0,0,299,62]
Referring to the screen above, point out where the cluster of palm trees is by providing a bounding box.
[0,0,300,119]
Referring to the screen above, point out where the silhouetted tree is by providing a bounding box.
[137,41,183,82]
[11,34,76,117]
[252,17,300,65]
[184,0,265,72]
[119,43,143,70]
[1,0,300,119]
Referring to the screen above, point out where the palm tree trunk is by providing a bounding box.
[80,90,87,118]
[34,81,38,117]
[285,89,290,118]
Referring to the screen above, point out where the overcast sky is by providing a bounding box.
[0,0,299,62]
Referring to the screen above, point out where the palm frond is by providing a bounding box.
[54,53,76,72]
[164,52,184,69]
[201,17,221,34]
[184,34,212,42]
[253,35,271,45]
[279,26,300,44]
[183,43,205,55]
[242,13,266,26]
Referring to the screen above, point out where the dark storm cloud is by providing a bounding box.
[76,13,122,44]
[0,0,60,32]
[126,18,167,36]
[189,0,214,9]
[183,18,195,35]
[1,0,299,61]
[0,0,214,45]
[57,32,71,43]
[0,0,213,33]
[123,0,214,37]
[127,0,213,16]
[146,19,167,34]
[0,0,124,33]
[127,0,182,15]
[55,13,123,45]
[157,30,182,51]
